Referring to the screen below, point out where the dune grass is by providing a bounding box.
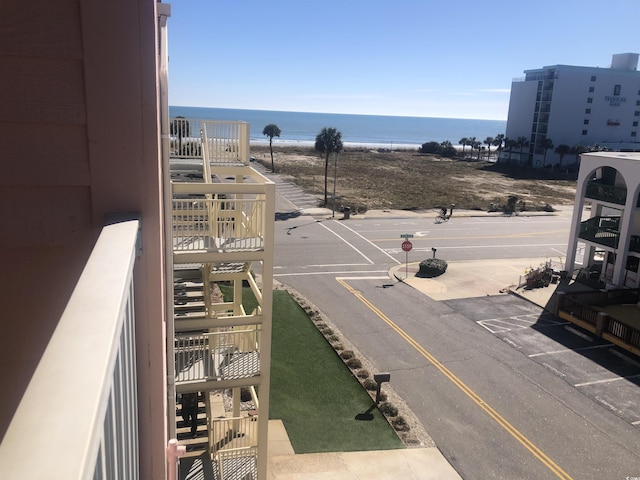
[251,145,577,212]
[219,284,403,453]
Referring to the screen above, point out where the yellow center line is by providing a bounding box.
[337,278,573,480]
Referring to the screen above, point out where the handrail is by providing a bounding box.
[0,220,141,479]
[169,117,249,163]
[210,416,259,454]
[585,182,627,205]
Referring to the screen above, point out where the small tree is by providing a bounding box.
[554,144,571,168]
[459,137,469,156]
[541,138,554,167]
[484,136,494,160]
[493,134,505,153]
[314,127,343,207]
[262,124,281,172]
[516,136,529,165]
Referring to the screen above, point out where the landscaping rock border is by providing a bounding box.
[274,281,435,449]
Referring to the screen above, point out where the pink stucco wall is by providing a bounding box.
[0,0,168,477]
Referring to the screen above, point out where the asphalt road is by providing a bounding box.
[272,211,640,480]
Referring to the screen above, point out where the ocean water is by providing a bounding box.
[169,106,506,149]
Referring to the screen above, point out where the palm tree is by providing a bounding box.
[467,137,477,159]
[493,133,504,159]
[484,136,494,160]
[570,145,588,167]
[170,116,190,155]
[262,124,281,172]
[516,136,529,165]
[314,127,344,206]
[470,139,481,160]
[541,138,554,167]
[554,144,571,168]
[502,137,515,163]
[458,137,469,156]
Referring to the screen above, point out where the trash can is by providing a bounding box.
[343,206,351,219]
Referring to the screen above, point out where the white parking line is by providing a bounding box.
[477,313,563,334]
[528,344,613,358]
[574,373,640,387]
[632,420,640,425]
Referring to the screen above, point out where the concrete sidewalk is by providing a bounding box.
[267,420,462,480]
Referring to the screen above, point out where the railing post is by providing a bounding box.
[595,312,607,337]
[166,439,186,480]
[240,122,249,165]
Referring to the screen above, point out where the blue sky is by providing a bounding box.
[168,0,640,120]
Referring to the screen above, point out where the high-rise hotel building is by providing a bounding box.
[501,53,640,167]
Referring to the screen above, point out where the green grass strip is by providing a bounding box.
[268,289,403,453]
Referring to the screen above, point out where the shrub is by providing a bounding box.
[356,369,370,379]
[340,350,354,360]
[391,416,410,432]
[363,378,377,391]
[327,334,340,343]
[378,402,398,417]
[417,258,448,277]
[332,343,344,351]
[319,326,334,336]
[346,358,362,369]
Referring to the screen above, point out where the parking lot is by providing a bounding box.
[447,295,640,428]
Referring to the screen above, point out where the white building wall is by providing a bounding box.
[503,56,640,167]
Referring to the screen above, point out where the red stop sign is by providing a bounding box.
[401,240,413,252]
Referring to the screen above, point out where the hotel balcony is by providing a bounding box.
[584,181,627,205]
[578,216,621,249]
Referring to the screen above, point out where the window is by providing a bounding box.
[591,75,597,81]
[614,85,621,96]
[634,121,638,127]
[585,108,591,114]
[589,86,595,93]
[636,100,640,106]
[635,111,640,117]
[587,97,593,103]
[582,129,588,135]
[583,119,589,125]
[632,131,637,137]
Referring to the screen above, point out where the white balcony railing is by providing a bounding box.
[169,118,249,164]
[172,195,265,254]
[210,416,259,454]
[201,120,250,165]
[0,220,141,480]
[175,326,261,383]
[216,446,259,480]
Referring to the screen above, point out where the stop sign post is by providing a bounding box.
[400,234,414,278]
